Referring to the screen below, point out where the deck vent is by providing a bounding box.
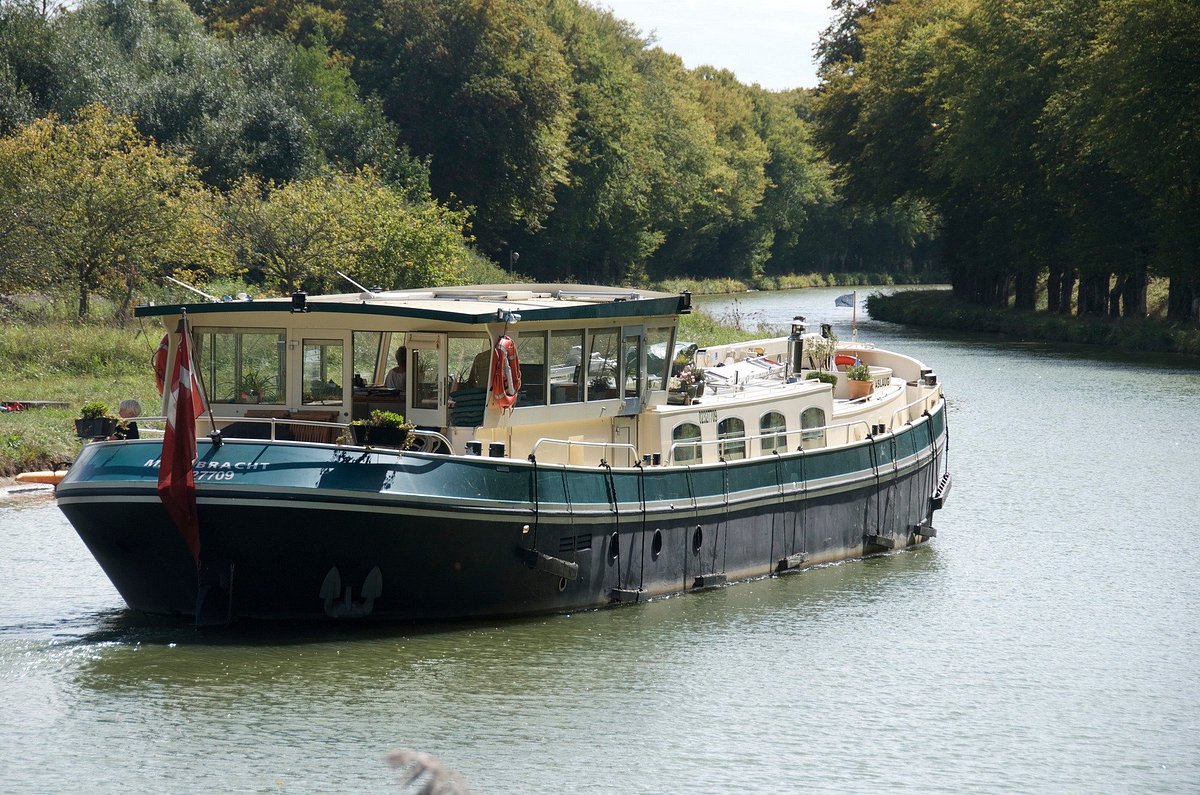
[557,533,591,554]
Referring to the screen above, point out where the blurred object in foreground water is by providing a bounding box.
[387,749,474,794]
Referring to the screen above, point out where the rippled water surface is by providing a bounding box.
[3,286,1198,793]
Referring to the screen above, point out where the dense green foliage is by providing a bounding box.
[1,0,1191,333]
[817,0,1200,323]
[868,290,1200,355]
[0,0,940,314]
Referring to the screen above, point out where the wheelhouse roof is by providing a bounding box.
[135,284,689,325]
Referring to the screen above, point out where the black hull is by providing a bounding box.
[58,437,947,623]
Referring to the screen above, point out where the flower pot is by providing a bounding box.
[847,379,873,399]
[351,424,409,449]
[75,417,118,439]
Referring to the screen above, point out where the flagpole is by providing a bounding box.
[852,290,857,341]
[180,311,220,440]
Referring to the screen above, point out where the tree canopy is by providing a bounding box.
[0,104,220,318]
[816,0,1200,321]
[5,0,1188,327]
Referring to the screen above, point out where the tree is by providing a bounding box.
[1075,0,1200,321]
[0,0,61,132]
[355,0,576,256]
[219,167,473,292]
[0,104,221,319]
[508,0,663,283]
[50,0,425,192]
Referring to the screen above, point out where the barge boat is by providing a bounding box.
[56,284,951,623]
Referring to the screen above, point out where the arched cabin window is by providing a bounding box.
[673,422,702,464]
[760,411,787,454]
[718,417,746,461]
[801,406,826,449]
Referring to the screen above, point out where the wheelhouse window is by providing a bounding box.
[194,327,285,404]
[718,417,746,461]
[352,331,384,387]
[516,331,547,406]
[549,330,584,404]
[411,348,439,410]
[622,329,643,400]
[302,339,343,405]
[673,422,702,464]
[760,411,787,454]
[645,327,674,391]
[801,407,827,449]
[443,333,491,427]
[586,328,619,401]
[448,334,492,390]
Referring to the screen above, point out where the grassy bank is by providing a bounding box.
[0,319,161,476]
[868,289,1200,356]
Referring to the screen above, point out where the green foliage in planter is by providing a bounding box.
[354,409,406,428]
[846,363,872,382]
[79,401,111,419]
[806,371,838,386]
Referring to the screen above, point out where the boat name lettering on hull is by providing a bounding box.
[142,459,269,472]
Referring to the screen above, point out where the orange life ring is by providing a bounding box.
[834,354,859,367]
[153,333,169,395]
[491,335,522,408]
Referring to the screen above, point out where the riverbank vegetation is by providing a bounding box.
[818,0,1199,325]
[869,290,1200,356]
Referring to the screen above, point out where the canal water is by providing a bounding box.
[2,286,1198,793]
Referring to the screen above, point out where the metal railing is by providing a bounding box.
[889,390,943,429]
[110,414,453,452]
[665,419,874,465]
[529,437,641,466]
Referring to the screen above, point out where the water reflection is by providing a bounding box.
[70,545,942,695]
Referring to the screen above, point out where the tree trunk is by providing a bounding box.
[1121,265,1148,318]
[77,277,89,319]
[1167,275,1200,322]
[1047,268,1062,314]
[1058,270,1076,315]
[1077,272,1110,317]
[1014,269,1037,311]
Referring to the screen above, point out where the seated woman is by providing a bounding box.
[111,399,141,440]
[384,346,407,392]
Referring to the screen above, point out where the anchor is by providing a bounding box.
[319,566,383,618]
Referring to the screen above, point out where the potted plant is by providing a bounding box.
[350,409,413,449]
[589,374,616,399]
[668,364,704,404]
[806,371,838,386]
[846,362,874,399]
[804,332,838,371]
[75,401,118,438]
[237,369,273,404]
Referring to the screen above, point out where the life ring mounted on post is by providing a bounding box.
[153,333,169,395]
[492,334,522,409]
